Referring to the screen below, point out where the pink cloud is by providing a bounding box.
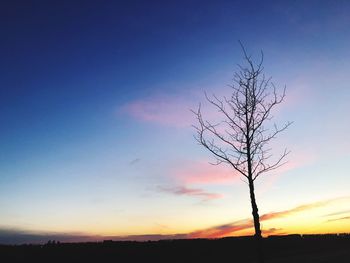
[188,196,350,239]
[258,198,341,221]
[171,160,240,186]
[120,90,232,128]
[170,152,311,189]
[158,160,237,203]
[121,94,195,127]
[188,219,252,239]
[163,152,312,202]
[158,185,224,201]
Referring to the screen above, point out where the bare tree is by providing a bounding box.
[192,44,292,263]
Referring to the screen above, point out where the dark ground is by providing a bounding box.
[1,234,349,263]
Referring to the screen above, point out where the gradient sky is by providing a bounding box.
[1,0,350,244]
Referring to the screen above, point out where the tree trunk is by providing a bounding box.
[248,178,262,238]
[248,177,264,263]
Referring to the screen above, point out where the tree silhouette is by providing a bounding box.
[192,44,292,263]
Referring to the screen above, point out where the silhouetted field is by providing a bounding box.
[1,234,349,263]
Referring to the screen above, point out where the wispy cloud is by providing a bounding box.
[121,94,195,127]
[159,160,238,202]
[187,196,350,238]
[120,89,228,128]
[162,154,312,203]
[172,160,239,186]
[260,197,349,221]
[188,219,252,239]
[327,216,350,223]
[129,158,141,165]
[155,160,234,204]
[158,185,224,201]
[169,153,312,197]
[323,209,350,217]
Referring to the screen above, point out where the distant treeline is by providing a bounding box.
[1,234,350,263]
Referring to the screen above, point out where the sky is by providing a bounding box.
[1,0,350,244]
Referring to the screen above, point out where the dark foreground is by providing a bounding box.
[1,234,350,263]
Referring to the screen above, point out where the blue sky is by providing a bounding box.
[1,0,350,243]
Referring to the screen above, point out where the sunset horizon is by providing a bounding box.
[1,195,350,244]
